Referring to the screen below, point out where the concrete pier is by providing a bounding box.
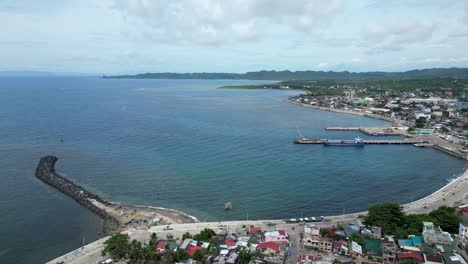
[294,139,426,144]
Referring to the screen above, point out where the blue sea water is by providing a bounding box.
[0,77,465,263]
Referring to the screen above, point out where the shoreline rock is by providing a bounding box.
[35,156,121,230]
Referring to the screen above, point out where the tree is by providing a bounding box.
[428,206,461,233]
[364,203,405,235]
[149,233,158,245]
[320,228,331,238]
[348,232,364,246]
[192,249,204,261]
[238,249,252,264]
[415,117,426,128]
[405,214,433,235]
[129,239,143,262]
[182,232,192,240]
[102,233,130,260]
[175,249,189,262]
[193,228,216,242]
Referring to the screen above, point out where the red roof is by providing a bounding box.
[250,227,262,232]
[277,230,286,236]
[225,239,236,247]
[258,242,280,252]
[460,205,468,212]
[325,227,336,236]
[397,253,423,261]
[188,245,202,256]
[334,241,348,248]
[156,241,166,248]
[299,254,322,261]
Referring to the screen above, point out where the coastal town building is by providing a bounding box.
[381,236,397,264]
[423,222,454,245]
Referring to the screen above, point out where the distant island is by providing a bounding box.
[103,67,468,81]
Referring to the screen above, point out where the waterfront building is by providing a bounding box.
[365,238,382,256]
[422,222,454,245]
[396,252,423,264]
[264,230,288,243]
[381,236,397,264]
[415,128,435,135]
[318,237,333,252]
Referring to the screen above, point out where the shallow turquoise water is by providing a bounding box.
[0,77,465,263]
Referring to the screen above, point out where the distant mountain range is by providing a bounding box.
[103,68,468,81]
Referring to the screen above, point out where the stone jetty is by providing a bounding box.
[35,156,120,226]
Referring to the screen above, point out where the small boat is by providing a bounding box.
[324,137,365,146]
[224,202,232,210]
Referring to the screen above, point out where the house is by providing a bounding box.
[264,230,288,243]
[423,222,454,245]
[345,225,360,236]
[365,239,382,256]
[333,240,348,255]
[349,241,363,256]
[381,236,397,264]
[257,241,280,254]
[304,228,320,249]
[188,245,202,257]
[226,253,238,264]
[318,238,333,252]
[423,254,443,264]
[459,205,468,247]
[441,251,468,264]
[224,239,236,249]
[156,240,167,254]
[299,254,326,263]
[250,226,262,233]
[179,239,192,250]
[396,252,423,263]
[398,238,421,252]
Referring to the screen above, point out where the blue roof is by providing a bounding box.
[398,239,414,247]
[410,236,422,246]
[345,225,359,235]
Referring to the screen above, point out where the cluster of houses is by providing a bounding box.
[297,208,468,264]
[290,90,468,140]
[152,206,468,264]
[155,226,291,264]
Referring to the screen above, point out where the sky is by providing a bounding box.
[1,0,468,74]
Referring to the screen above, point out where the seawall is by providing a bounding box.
[35,156,121,227]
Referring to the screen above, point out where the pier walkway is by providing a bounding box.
[294,139,426,144]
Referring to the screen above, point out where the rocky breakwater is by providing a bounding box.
[35,156,121,228]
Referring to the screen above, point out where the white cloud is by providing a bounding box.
[111,0,346,45]
[317,62,329,69]
[231,21,259,41]
[362,20,436,53]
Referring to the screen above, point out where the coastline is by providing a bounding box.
[285,98,397,124]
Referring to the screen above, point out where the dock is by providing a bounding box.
[294,139,426,144]
[325,126,407,136]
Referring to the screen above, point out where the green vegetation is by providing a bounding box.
[193,228,216,242]
[102,233,130,260]
[104,68,468,81]
[218,85,267,89]
[415,117,427,128]
[182,232,192,240]
[348,232,365,246]
[364,203,461,238]
[238,249,252,264]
